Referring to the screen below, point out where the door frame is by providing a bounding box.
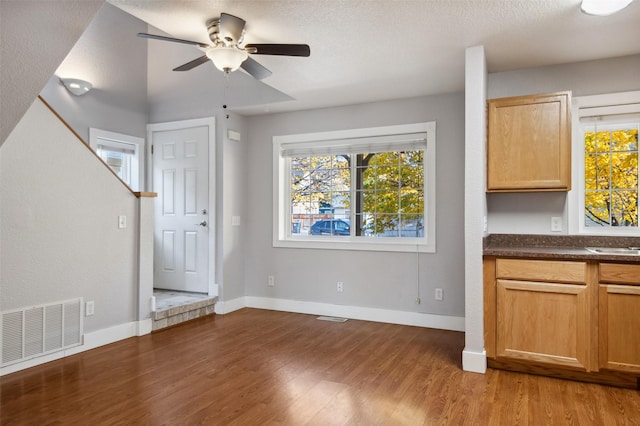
[146,117,217,297]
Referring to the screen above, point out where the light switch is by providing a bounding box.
[118,215,127,229]
[232,216,241,226]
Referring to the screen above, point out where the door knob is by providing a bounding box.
[196,220,207,227]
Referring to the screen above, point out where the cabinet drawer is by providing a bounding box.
[496,258,587,284]
[599,263,640,285]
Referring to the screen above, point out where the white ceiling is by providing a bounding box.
[108,0,640,115]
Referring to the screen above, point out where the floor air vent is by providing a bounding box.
[316,316,348,322]
[1,298,83,367]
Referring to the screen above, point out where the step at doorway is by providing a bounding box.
[152,289,217,331]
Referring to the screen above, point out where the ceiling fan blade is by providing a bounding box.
[241,57,272,80]
[245,44,310,57]
[219,13,246,42]
[173,55,210,72]
[137,33,209,49]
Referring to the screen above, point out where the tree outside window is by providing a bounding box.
[290,150,425,238]
[584,125,638,228]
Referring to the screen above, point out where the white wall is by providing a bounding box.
[1,99,139,333]
[244,93,465,319]
[39,3,149,143]
[0,0,103,145]
[486,54,640,235]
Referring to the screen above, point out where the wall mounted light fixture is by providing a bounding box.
[581,0,634,16]
[60,78,93,96]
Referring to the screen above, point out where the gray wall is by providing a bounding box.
[220,114,249,302]
[244,93,466,317]
[0,0,103,145]
[486,54,640,235]
[0,2,148,336]
[39,3,149,143]
[1,99,139,333]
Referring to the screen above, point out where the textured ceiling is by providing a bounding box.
[107,0,640,115]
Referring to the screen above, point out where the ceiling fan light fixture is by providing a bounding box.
[581,0,634,16]
[206,47,248,73]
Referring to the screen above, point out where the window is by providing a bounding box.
[571,91,640,235]
[89,128,145,191]
[274,122,436,252]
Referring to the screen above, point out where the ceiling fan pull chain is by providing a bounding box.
[222,73,230,119]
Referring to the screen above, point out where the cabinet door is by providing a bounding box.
[496,279,592,370]
[599,284,640,373]
[487,91,571,192]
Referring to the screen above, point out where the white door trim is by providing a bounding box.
[147,117,217,296]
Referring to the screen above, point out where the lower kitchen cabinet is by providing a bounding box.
[491,258,594,371]
[598,263,640,373]
[485,257,640,387]
[497,278,591,370]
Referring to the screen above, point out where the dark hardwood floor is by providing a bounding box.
[2,308,639,425]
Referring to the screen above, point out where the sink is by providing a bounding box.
[585,247,640,256]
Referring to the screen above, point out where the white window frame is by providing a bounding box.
[569,91,640,236]
[89,128,145,191]
[273,122,436,253]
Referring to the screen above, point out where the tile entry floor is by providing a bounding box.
[153,289,212,312]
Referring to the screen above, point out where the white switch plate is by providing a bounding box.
[232,216,241,226]
[551,216,562,232]
[118,215,127,229]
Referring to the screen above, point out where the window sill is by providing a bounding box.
[273,236,435,253]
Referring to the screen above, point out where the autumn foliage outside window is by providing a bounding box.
[290,150,424,237]
[274,122,436,252]
[583,121,639,228]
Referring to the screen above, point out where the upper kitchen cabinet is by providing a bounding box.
[487,91,571,192]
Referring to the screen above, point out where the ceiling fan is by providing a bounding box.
[137,13,310,80]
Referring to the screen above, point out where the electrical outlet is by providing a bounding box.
[85,301,95,316]
[435,288,444,301]
[337,281,344,292]
[551,216,562,232]
[268,276,275,287]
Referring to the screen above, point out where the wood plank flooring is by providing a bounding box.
[2,308,639,425]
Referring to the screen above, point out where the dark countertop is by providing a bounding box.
[483,234,640,263]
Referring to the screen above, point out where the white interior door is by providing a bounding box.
[151,123,210,293]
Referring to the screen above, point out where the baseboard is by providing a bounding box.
[462,348,487,373]
[0,319,151,376]
[214,297,246,315]
[243,296,465,331]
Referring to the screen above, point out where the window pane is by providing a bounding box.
[584,153,611,190]
[292,154,352,237]
[595,131,611,152]
[610,129,638,152]
[611,152,638,189]
[611,190,638,227]
[400,214,424,237]
[353,150,425,238]
[400,189,424,213]
[584,192,610,227]
[584,154,597,190]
